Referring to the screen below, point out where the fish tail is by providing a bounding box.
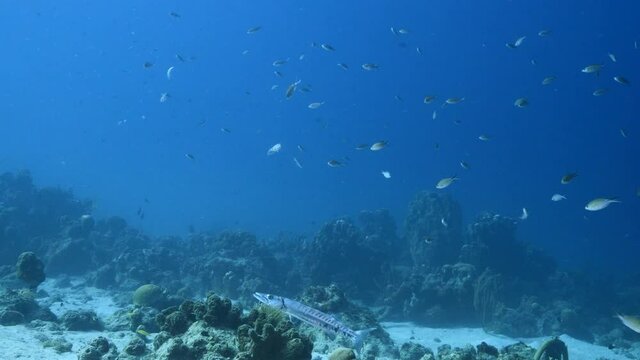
[353,328,375,354]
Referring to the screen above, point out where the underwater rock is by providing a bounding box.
[61,309,102,331]
[15,251,45,289]
[477,341,499,357]
[405,192,463,270]
[46,238,94,275]
[497,342,535,360]
[157,307,190,336]
[462,213,555,281]
[0,309,24,325]
[40,336,73,354]
[301,218,388,301]
[328,347,356,360]
[154,338,195,360]
[184,231,284,302]
[358,209,401,259]
[386,263,476,325]
[77,336,119,360]
[400,341,432,360]
[437,344,476,360]
[0,288,56,325]
[123,337,147,356]
[238,305,313,360]
[199,293,242,328]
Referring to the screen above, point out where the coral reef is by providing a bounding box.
[238,305,313,360]
[77,336,119,360]
[60,309,102,331]
[15,251,45,288]
[405,192,463,270]
[0,288,56,325]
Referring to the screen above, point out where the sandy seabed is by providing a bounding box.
[0,279,636,360]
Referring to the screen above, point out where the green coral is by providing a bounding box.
[133,284,166,309]
[533,337,568,360]
[237,306,313,360]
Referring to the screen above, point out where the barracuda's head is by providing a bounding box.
[253,292,286,309]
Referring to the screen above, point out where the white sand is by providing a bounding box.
[383,322,635,360]
[0,280,636,359]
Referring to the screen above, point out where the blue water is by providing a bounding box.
[0,1,638,272]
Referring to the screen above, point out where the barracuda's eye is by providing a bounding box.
[267,295,273,300]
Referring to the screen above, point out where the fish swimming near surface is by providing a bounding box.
[253,292,373,353]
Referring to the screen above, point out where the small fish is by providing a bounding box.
[274,70,283,78]
[506,36,526,48]
[390,27,397,35]
[585,198,620,211]
[478,134,491,141]
[166,66,174,80]
[561,172,578,184]
[270,85,279,91]
[169,11,181,18]
[321,44,335,52]
[160,93,170,103]
[299,54,305,60]
[327,159,342,167]
[394,95,403,102]
[432,110,437,120]
[445,97,465,105]
[185,153,195,160]
[459,161,469,170]
[337,63,349,70]
[441,218,448,227]
[136,329,150,337]
[423,95,436,104]
[361,63,379,71]
[592,88,608,96]
[614,76,630,85]
[542,76,556,85]
[551,194,566,202]
[267,143,282,156]
[538,29,552,37]
[617,314,640,334]
[416,47,423,55]
[143,62,153,69]
[436,176,458,189]
[620,128,628,138]
[381,171,391,179]
[355,144,369,151]
[519,208,529,220]
[530,59,537,66]
[176,54,185,62]
[220,128,231,133]
[272,59,288,67]
[293,157,303,169]
[608,53,617,62]
[246,26,262,34]
[582,64,603,74]
[308,102,325,109]
[299,86,312,93]
[370,141,388,151]
[297,145,305,152]
[285,80,301,99]
[241,50,249,55]
[514,97,529,108]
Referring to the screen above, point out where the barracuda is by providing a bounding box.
[253,292,373,353]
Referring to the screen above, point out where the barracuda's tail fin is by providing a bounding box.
[353,328,376,354]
